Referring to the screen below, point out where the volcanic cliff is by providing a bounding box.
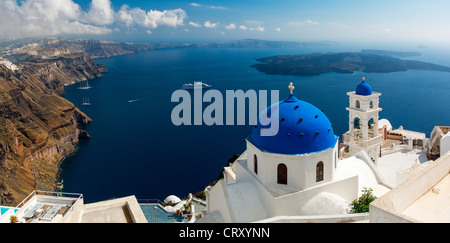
[0,48,103,206]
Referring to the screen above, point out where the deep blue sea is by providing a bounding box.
[59,46,450,203]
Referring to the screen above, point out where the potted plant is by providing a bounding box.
[10,215,18,223]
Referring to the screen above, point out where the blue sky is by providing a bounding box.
[1,0,450,46]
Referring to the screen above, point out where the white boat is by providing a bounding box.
[81,97,91,106]
[77,80,92,90]
[182,81,211,90]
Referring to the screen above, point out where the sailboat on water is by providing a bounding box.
[81,97,91,106]
[77,80,92,90]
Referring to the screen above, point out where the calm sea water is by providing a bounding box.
[59,47,450,203]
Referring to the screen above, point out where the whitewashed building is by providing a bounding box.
[202,80,394,223]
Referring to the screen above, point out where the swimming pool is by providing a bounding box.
[139,204,183,223]
[0,206,18,216]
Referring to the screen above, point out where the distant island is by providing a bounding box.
[251,51,450,76]
[361,49,421,57]
[192,39,337,48]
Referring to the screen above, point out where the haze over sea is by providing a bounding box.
[59,45,450,203]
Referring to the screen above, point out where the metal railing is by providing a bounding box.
[137,199,163,205]
[137,200,185,223]
[16,190,83,209]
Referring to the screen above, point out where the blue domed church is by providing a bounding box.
[202,81,390,223]
[246,83,339,191]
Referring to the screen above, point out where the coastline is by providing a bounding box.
[0,50,101,205]
[0,38,162,205]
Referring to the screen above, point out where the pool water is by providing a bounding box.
[0,207,8,215]
[139,204,183,223]
[0,206,18,216]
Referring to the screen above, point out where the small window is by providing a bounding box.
[277,163,287,185]
[316,161,324,182]
[254,154,258,175]
[356,100,360,108]
[368,118,374,129]
[370,100,374,108]
[354,117,360,129]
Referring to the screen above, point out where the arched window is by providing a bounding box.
[370,100,374,108]
[356,100,360,108]
[368,118,374,129]
[277,163,287,185]
[316,161,324,182]
[253,154,258,175]
[354,117,360,129]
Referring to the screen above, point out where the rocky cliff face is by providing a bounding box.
[40,38,158,58]
[0,39,154,206]
[20,53,106,95]
[0,53,98,206]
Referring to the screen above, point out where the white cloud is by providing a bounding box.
[83,0,115,25]
[189,21,201,28]
[237,24,265,32]
[225,23,236,30]
[209,6,227,10]
[116,4,134,27]
[274,27,281,32]
[0,0,187,40]
[116,6,187,29]
[0,0,112,39]
[204,21,218,29]
[250,26,265,32]
[189,2,227,10]
[288,19,319,26]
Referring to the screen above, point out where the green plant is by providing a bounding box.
[194,191,206,201]
[182,202,192,214]
[349,187,377,214]
[10,215,18,223]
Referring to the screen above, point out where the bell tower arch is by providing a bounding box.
[343,77,383,165]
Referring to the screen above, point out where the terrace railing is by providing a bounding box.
[16,190,83,209]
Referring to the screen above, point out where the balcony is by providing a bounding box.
[14,190,83,223]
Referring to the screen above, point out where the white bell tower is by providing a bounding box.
[343,77,383,165]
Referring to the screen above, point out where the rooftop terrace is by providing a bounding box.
[15,191,83,223]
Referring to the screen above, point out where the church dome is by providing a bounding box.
[355,80,372,96]
[164,195,181,204]
[248,93,337,155]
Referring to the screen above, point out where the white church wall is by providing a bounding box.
[226,182,269,222]
[232,158,277,217]
[273,175,359,216]
[246,140,338,191]
[230,155,359,219]
[245,141,264,182]
[206,180,233,222]
[441,133,450,155]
